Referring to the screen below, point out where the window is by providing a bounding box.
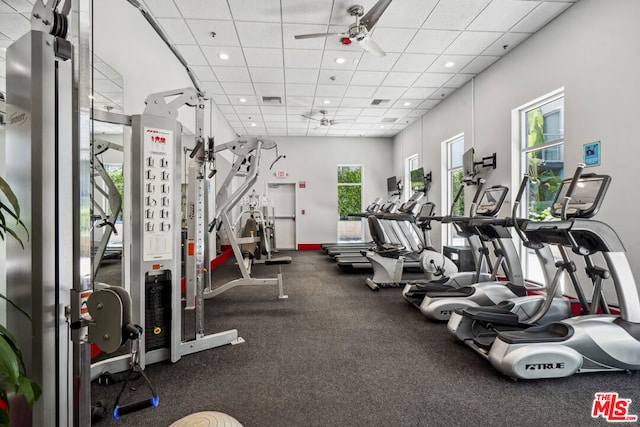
[404,154,419,201]
[518,90,564,282]
[442,134,465,246]
[337,165,363,242]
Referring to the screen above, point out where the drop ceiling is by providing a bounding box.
[0,0,579,137]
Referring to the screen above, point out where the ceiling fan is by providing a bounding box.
[294,0,393,57]
[302,110,350,129]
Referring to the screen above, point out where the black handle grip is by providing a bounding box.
[515,174,529,205]
[565,163,585,200]
[189,140,203,158]
[113,396,159,419]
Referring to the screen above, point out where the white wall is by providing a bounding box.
[242,136,394,245]
[393,0,640,288]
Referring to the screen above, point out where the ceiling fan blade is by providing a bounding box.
[360,0,393,31]
[329,120,351,126]
[301,114,321,121]
[358,35,386,57]
[294,32,346,40]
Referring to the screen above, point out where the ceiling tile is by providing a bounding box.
[221,82,255,95]
[191,65,217,82]
[144,0,180,18]
[461,55,500,74]
[262,114,287,122]
[406,30,460,54]
[422,0,492,30]
[336,107,364,116]
[228,0,281,22]
[176,0,232,19]
[176,45,208,65]
[2,0,32,13]
[236,22,282,48]
[381,72,420,87]
[369,28,418,53]
[201,82,225,95]
[312,98,340,108]
[243,48,284,68]
[384,108,411,119]
[233,95,260,105]
[392,98,424,108]
[186,20,240,46]
[286,84,316,97]
[234,105,262,115]
[283,23,330,49]
[351,70,388,86]
[359,108,388,117]
[254,83,285,97]
[402,87,437,99]
[467,0,538,32]
[158,18,196,44]
[261,105,287,115]
[412,73,453,87]
[316,84,347,97]
[250,67,285,83]
[320,50,362,70]
[340,98,374,108]
[483,33,530,56]
[344,85,377,98]
[281,0,333,24]
[286,97,314,107]
[218,104,236,113]
[215,66,251,82]
[445,31,503,56]
[376,0,439,28]
[285,68,320,84]
[356,52,400,72]
[511,2,573,33]
[317,69,354,85]
[428,88,456,101]
[444,74,474,88]
[202,46,246,67]
[373,86,407,100]
[284,49,324,69]
[426,55,475,73]
[392,53,437,73]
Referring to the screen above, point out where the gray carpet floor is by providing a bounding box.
[91,251,638,426]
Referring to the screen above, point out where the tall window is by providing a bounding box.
[337,165,363,242]
[519,90,564,281]
[404,154,419,201]
[443,135,465,246]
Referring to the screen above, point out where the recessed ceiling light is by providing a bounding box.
[444,61,455,68]
[334,57,345,64]
[239,97,247,103]
[218,52,229,60]
[380,125,386,129]
[323,100,331,105]
[250,122,257,127]
[403,102,412,107]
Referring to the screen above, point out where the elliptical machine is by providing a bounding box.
[402,180,508,306]
[480,166,640,379]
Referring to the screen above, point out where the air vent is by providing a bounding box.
[381,117,397,123]
[261,96,282,105]
[371,99,390,105]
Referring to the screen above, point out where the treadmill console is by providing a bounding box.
[416,202,436,221]
[551,174,611,218]
[475,186,509,216]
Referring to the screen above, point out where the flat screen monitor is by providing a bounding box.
[387,176,397,192]
[463,148,475,177]
[410,167,424,191]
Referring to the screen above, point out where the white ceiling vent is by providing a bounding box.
[262,96,282,105]
[381,117,398,123]
[371,99,390,105]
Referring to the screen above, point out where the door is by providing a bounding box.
[267,182,296,250]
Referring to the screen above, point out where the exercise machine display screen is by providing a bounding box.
[551,174,611,218]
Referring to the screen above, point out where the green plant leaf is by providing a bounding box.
[0,407,9,426]
[0,176,21,219]
[0,337,21,390]
[0,224,24,249]
[17,375,41,406]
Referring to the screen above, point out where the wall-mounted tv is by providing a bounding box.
[387,176,398,192]
[463,148,475,178]
[410,167,424,191]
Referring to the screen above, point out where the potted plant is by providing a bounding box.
[0,175,40,425]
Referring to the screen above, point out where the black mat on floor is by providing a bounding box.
[91,251,635,426]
